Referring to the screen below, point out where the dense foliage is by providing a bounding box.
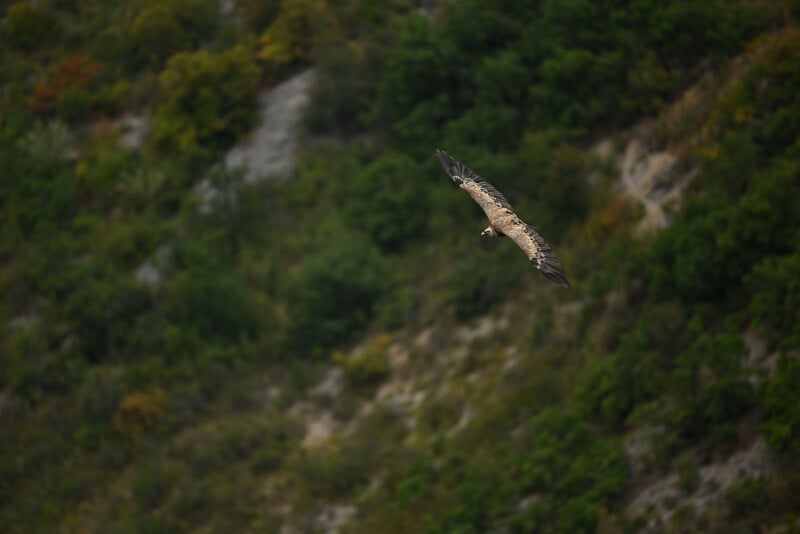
[2,0,800,532]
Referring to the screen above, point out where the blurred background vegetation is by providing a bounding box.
[2,0,800,532]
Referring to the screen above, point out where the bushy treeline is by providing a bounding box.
[2,0,800,532]
[573,27,800,530]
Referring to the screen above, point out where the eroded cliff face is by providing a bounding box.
[189,71,731,534]
[617,134,695,233]
[225,69,316,182]
[261,83,770,532]
[89,50,773,534]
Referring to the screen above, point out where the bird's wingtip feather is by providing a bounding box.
[435,149,458,176]
[535,258,570,287]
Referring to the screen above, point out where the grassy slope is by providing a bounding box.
[2,1,800,532]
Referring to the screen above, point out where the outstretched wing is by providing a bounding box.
[505,222,570,287]
[435,149,512,216]
[435,148,570,287]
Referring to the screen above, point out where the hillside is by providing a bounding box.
[2,1,800,532]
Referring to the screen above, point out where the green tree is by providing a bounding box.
[153,45,261,151]
[3,2,60,51]
[12,122,76,235]
[131,4,186,67]
[374,15,450,130]
[283,231,389,356]
[258,0,335,66]
[749,250,800,342]
[760,357,800,457]
[165,237,262,349]
[647,149,800,304]
[529,48,627,131]
[445,241,525,320]
[304,39,381,134]
[338,152,428,252]
[528,143,592,241]
[577,329,659,428]
[131,0,221,67]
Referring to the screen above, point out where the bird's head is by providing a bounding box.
[481,226,499,237]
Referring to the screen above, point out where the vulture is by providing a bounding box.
[436,149,569,287]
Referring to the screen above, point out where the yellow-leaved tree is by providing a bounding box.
[258,0,337,66]
[153,45,261,151]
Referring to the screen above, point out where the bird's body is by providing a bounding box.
[436,149,570,287]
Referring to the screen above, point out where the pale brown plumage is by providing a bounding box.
[436,149,569,287]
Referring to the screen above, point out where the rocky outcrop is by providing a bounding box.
[225,69,315,182]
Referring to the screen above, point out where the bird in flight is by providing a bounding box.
[436,149,569,287]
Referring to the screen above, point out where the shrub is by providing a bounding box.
[16,120,73,167]
[27,252,153,364]
[333,334,391,390]
[132,460,174,511]
[114,389,166,437]
[168,262,260,345]
[425,408,628,534]
[75,366,127,443]
[529,47,627,131]
[6,327,84,401]
[625,52,678,114]
[760,356,800,457]
[748,249,800,341]
[725,477,770,529]
[131,0,221,67]
[425,462,512,534]
[395,467,435,508]
[304,39,379,134]
[374,14,449,127]
[91,26,136,70]
[178,416,301,477]
[473,49,529,109]
[295,443,374,498]
[576,329,658,428]
[258,0,335,66]
[337,152,429,252]
[31,55,103,118]
[676,452,700,494]
[11,121,76,235]
[55,261,152,363]
[418,395,463,435]
[4,2,60,51]
[676,378,753,448]
[56,85,92,122]
[153,45,260,151]
[172,480,213,525]
[283,230,389,356]
[530,143,592,241]
[237,0,281,33]
[647,144,800,304]
[131,4,186,67]
[75,136,140,198]
[443,104,520,151]
[511,409,628,532]
[445,242,524,320]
